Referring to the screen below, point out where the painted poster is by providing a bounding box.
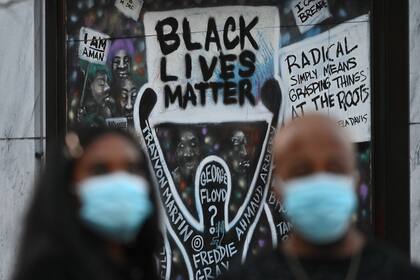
[279,14,371,142]
[133,6,282,279]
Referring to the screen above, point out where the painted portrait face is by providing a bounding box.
[226,130,250,174]
[118,78,138,117]
[176,130,200,178]
[90,72,110,104]
[112,49,131,80]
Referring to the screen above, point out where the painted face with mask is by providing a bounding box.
[274,114,358,246]
[71,132,154,243]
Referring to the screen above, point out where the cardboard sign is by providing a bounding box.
[291,0,331,33]
[115,0,143,21]
[279,15,371,142]
[106,117,128,129]
[78,27,110,65]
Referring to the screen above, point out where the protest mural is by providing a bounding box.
[134,6,283,279]
[65,2,373,279]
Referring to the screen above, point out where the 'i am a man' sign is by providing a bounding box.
[78,27,111,65]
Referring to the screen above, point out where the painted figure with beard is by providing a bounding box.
[222,130,251,217]
[114,76,138,121]
[77,63,116,127]
[223,130,250,188]
[171,130,201,209]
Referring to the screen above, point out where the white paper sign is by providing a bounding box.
[106,117,128,129]
[279,15,371,142]
[115,0,143,21]
[291,0,331,33]
[78,27,110,65]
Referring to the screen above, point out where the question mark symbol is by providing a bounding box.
[209,205,217,234]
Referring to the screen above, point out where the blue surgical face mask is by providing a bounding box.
[283,172,357,245]
[77,172,153,243]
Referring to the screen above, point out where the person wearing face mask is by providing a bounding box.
[222,114,420,280]
[12,127,159,280]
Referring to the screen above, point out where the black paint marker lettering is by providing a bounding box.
[286,54,300,74]
[239,16,259,50]
[155,17,180,55]
[292,101,306,118]
[185,53,192,79]
[210,82,223,103]
[183,18,202,51]
[194,82,210,106]
[223,81,237,104]
[223,17,239,50]
[345,36,358,54]
[309,48,321,66]
[205,17,221,51]
[239,79,255,106]
[336,40,345,57]
[326,43,335,62]
[160,57,177,82]
[301,52,311,69]
[311,94,321,110]
[295,1,304,13]
[219,53,237,80]
[183,83,197,108]
[164,84,182,108]
[199,55,218,81]
[239,50,256,78]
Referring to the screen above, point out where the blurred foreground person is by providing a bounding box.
[223,114,420,280]
[13,127,159,280]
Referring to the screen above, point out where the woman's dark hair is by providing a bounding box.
[13,126,159,280]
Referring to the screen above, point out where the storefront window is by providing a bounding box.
[63,1,372,278]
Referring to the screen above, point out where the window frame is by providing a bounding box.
[45,0,411,256]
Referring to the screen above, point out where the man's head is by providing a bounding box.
[175,130,200,178]
[224,130,250,174]
[107,39,135,80]
[90,73,110,104]
[273,114,358,246]
[116,77,138,117]
[84,63,111,104]
[274,114,356,180]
